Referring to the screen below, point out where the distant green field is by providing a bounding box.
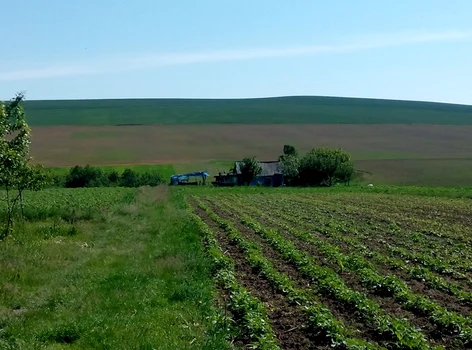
[23,96,472,126]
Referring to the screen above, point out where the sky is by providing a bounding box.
[1,0,472,104]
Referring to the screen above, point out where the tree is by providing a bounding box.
[283,144,298,157]
[17,164,48,218]
[239,157,262,185]
[279,155,300,183]
[278,145,300,185]
[65,165,108,188]
[298,148,354,187]
[120,168,138,187]
[0,93,46,237]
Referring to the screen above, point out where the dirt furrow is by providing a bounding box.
[207,197,460,348]
[201,198,423,348]
[190,201,328,349]
[257,199,472,293]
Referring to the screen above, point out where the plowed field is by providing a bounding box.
[189,192,472,349]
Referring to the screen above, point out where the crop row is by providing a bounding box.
[248,194,472,283]
[231,194,472,306]
[193,197,380,349]
[187,201,280,349]
[294,193,472,232]
[215,197,472,345]
[200,199,438,349]
[287,195,470,261]
[290,194,472,254]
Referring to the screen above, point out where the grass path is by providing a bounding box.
[0,187,226,349]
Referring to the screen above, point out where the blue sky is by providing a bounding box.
[1,0,472,104]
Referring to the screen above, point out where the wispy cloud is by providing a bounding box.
[1,30,471,81]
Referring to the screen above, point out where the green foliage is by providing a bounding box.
[239,157,262,185]
[0,188,227,349]
[279,155,299,182]
[236,213,431,349]
[0,93,47,237]
[189,201,279,349]
[194,198,378,349]
[204,190,472,348]
[278,145,300,185]
[65,165,108,188]
[62,165,164,188]
[282,144,298,157]
[299,147,355,186]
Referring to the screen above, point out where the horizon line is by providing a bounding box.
[14,94,472,107]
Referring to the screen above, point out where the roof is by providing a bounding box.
[234,161,282,176]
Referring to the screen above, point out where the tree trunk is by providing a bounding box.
[5,183,13,237]
[19,188,25,220]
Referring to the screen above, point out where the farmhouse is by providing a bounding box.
[213,160,283,186]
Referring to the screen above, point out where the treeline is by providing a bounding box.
[280,145,354,186]
[50,165,165,188]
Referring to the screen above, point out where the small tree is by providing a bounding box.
[239,157,262,185]
[299,148,354,187]
[283,144,298,157]
[107,170,120,186]
[120,168,138,187]
[17,164,48,217]
[0,93,46,236]
[279,155,299,184]
[278,145,299,186]
[65,165,108,188]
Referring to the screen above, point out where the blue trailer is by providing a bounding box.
[170,171,209,185]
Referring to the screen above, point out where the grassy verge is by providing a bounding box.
[0,187,227,349]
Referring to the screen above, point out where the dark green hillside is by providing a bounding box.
[22,96,472,126]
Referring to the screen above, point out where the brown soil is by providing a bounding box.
[205,198,468,349]
[29,124,472,186]
[201,199,435,348]
[269,207,472,315]
[275,201,472,291]
[198,199,388,343]
[190,200,328,349]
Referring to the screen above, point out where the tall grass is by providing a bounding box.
[0,187,227,349]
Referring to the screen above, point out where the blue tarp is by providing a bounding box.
[170,171,209,185]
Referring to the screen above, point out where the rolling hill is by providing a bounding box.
[22,96,472,126]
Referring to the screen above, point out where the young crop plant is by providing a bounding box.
[217,198,472,345]
[284,196,472,278]
[187,202,279,350]
[253,195,472,286]
[244,198,472,306]
[205,198,434,349]
[192,197,382,349]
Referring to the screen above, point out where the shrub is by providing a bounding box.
[298,148,354,187]
[63,166,164,188]
[239,157,262,185]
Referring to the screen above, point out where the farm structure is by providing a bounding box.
[170,171,209,185]
[213,161,283,187]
